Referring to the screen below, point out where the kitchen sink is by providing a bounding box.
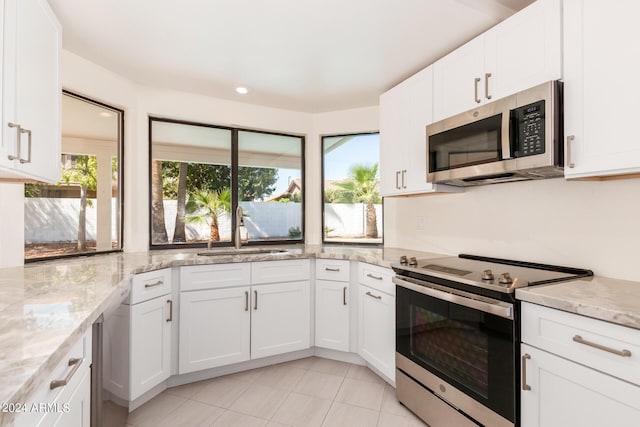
[197,248,289,256]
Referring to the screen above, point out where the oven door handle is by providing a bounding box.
[393,276,513,320]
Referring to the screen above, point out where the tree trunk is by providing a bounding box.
[210,217,220,242]
[365,202,378,238]
[151,160,168,243]
[77,184,87,251]
[172,162,188,243]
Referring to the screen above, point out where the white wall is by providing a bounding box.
[384,178,640,281]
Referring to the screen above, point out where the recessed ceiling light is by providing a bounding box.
[99,112,113,118]
[235,86,249,95]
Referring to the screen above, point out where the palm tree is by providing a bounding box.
[333,163,381,238]
[186,188,232,242]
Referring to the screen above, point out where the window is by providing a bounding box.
[149,118,304,248]
[322,133,382,244]
[24,92,124,261]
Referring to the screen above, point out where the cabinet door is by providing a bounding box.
[251,281,311,359]
[405,66,433,192]
[179,287,250,374]
[315,280,349,352]
[358,284,395,380]
[521,344,640,427]
[563,0,640,178]
[379,79,409,196]
[130,296,171,399]
[484,0,561,102]
[433,36,485,122]
[1,0,60,182]
[49,368,91,427]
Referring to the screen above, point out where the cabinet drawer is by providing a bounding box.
[522,302,640,386]
[316,259,350,282]
[130,268,171,304]
[358,263,394,295]
[252,259,310,284]
[15,329,92,427]
[180,263,251,291]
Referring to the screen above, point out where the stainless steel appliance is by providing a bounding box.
[427,80,563,186]
[392,254,592,427]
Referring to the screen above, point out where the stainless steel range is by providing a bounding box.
[392,254,592,427]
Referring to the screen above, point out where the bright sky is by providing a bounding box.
[271,133,380,195]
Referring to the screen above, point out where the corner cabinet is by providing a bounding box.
[433,0,561,122]
[563,0,640,179]
[0,0,61,183]
[379,65,459,197]
[520,302,640,427]
[357,263,396,382]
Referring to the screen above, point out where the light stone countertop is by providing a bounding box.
[0,244,443,424]
[516,276,640,330]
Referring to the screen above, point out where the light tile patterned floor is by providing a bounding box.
[103,357,428,427]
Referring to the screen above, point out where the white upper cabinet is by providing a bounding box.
[563,0,640,178]
[380,65,459,196]
[433,0,562,122]
[0,0,61,182]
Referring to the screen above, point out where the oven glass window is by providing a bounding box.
[411,306,488,397]
[429,114,502,172]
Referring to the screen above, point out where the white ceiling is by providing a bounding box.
[49,0,534,113]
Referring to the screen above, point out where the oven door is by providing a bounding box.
[395,276,516,425]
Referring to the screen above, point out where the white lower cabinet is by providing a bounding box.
[179,260,311,374]
[15,330,92,427]
[315,280,350,352]
[179,286,251,373]
[104,268,173,402]
[520,343,640,427]
[357,263,395,381]
[521,302,640,427]
[251,281,310,359]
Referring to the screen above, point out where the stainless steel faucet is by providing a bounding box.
[234,205,245,249]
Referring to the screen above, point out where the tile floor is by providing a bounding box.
[103,357,428,427]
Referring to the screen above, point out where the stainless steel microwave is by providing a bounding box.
[427,80,563,186]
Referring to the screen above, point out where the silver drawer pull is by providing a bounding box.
[50,358,83,390]
[366,291,382,300]
[19,128,32,163]
[343,286,347,305]
[366,273,383,281]
[325,267,340,272]
[166,299,173,322]
[573,335,632,357]
[144,280,163,288]
[521,354,532,391]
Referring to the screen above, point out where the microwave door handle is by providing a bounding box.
[502,112,512,159]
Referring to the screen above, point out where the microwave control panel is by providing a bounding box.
[512,100,545,157]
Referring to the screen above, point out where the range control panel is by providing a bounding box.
[512,100,545,157]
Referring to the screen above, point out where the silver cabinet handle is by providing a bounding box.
[521,354,531,391]
[567,135,575,168]
[166,299,173,322]
[395,171,401,189]
[343,286,347,305]
[50,358,83,390]
[401,170,407,189]
[366,291,382,300]
[325,267,340,272]
[573,335,632,357]
[245,291,249,311]
[7,123,21,161]
[254,290,258,310]
[144,280,163,288]
[474,77,481,103]
[485,73,492,100]
[19,128,32,164]
[366,273,383,281]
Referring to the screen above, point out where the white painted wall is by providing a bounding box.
[384,178,640,282]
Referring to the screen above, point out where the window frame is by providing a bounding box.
[25,90,125,263]
[321,132,383,246]
[148,116,306,250]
